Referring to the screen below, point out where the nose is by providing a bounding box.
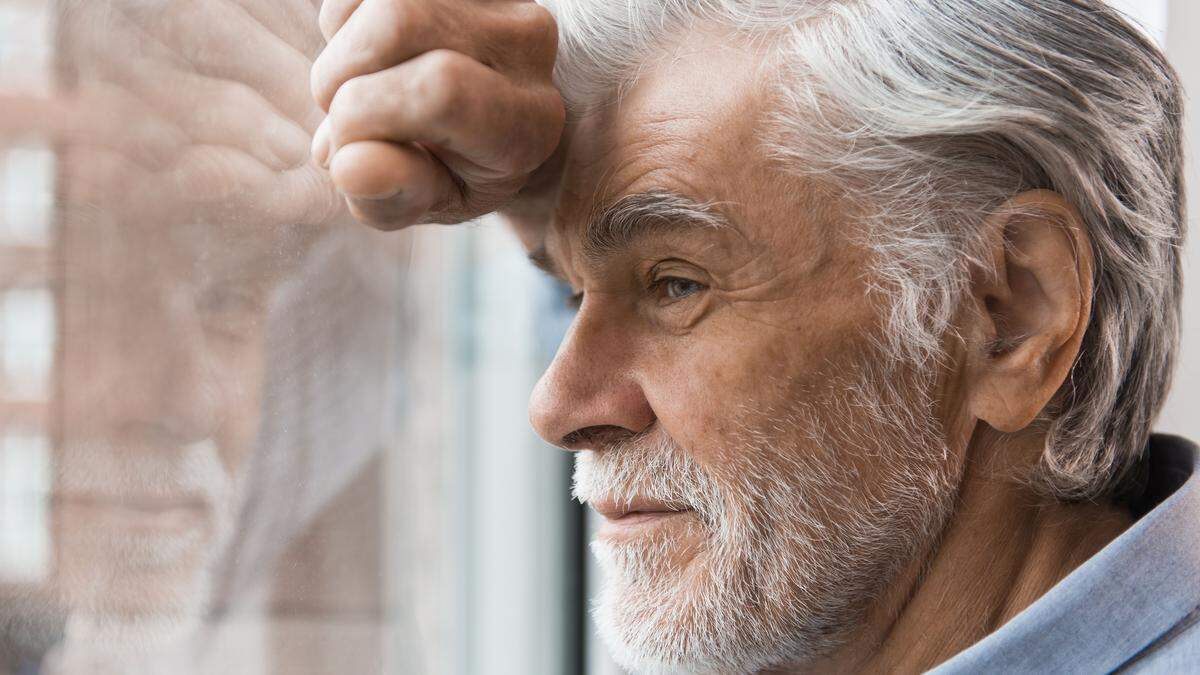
[528,303,655,450]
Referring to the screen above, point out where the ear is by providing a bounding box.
[965,189,1094,433]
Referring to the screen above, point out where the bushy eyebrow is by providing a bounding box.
[527,190,733,282]
[580,190,731,263]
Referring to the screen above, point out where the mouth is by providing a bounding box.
[590,497,696,538]
[54,493,211,535]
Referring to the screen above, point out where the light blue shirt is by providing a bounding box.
[933,434,1200,674]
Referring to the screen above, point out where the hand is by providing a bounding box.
[47,0,343,231]
[310,0,565,229]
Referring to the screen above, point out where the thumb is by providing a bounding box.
[330,139,462,230]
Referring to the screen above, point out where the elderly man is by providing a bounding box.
[312,0,1195,672]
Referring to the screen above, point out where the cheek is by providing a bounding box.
[642,328,838,466]
[640,339,758,465]
[640,289,895,480]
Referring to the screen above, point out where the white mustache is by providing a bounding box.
[571,431,724,526]
[54,438,231,508]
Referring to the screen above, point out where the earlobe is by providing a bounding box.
[967,190,1094,433]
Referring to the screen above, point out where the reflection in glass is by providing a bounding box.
[0,145,54,246]
[0,0,406,672]
[0,2,54,95]
[0,1,578,673]
[1,288,54,400]
[0,433,50,585]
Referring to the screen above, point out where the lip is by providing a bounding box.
[590,497,696,539]
[54,493,211,534]
[590,497,692,522]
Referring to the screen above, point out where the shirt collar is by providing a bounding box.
[931,434,1200,674]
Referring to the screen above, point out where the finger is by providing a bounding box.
[234,0,326,60]
[311,116,332,168]
[326,50,562,178]
[311,0,560,112]
[71,83,194,170]
[330,140,459,229]
[170,145,346,227]
[307,0,554,111]
[56,146,160,255]
[311,0,439,112]
[117,0,320,128]
[317,0,364,43]
[0,92,188,171]
[126,61,313,169]
[66,7,312,167]
[310,0,558,112]
[58,145,340,274]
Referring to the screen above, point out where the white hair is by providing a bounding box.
[573,361,955,673]
[542,0,1185,500]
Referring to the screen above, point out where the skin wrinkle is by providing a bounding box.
[513,5,1178,673]
[540,148,854,338]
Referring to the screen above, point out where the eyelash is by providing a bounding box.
[562,274,707,309]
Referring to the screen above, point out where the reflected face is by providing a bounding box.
[52,162,288,623]
[529,34,971,673]
[22,0,335,638]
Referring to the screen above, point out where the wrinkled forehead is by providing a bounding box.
[550,32,774,255]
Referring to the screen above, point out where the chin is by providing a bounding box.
[591,532,831,675]
[52,494,238,629]
[56,544,215,633]
[47,532,219,671]
[587,472,946,675]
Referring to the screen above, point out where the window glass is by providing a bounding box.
[0,2,578,674]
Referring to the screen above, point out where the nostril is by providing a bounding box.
[561,425,634,450]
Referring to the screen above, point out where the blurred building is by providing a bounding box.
[0,0,56,587]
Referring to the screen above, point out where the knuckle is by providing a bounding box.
[174,147,239,202]
[514,3,559,67]
[522,4,559,49]
[411,50,469,117]
[383,0,421,36]
[216,83,262,121]
[506,144,545,176]
[499,152,533,177]
[317,2,340,41]
[328,74,368,119]
[506,93,564,174]
[311,53,337,110]
[327,76,375,142]
[214,82,274,133]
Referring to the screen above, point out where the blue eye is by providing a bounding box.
[662,278,705,300]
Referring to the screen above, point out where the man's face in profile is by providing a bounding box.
[530,33,971,671]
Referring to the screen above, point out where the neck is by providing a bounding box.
[798,425,1134,674]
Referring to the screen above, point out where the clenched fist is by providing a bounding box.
[310,0,565,229]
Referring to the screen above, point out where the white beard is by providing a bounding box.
[574,366,958,674]
[45,438,240,674]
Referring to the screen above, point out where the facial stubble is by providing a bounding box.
[574,363,958,674]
